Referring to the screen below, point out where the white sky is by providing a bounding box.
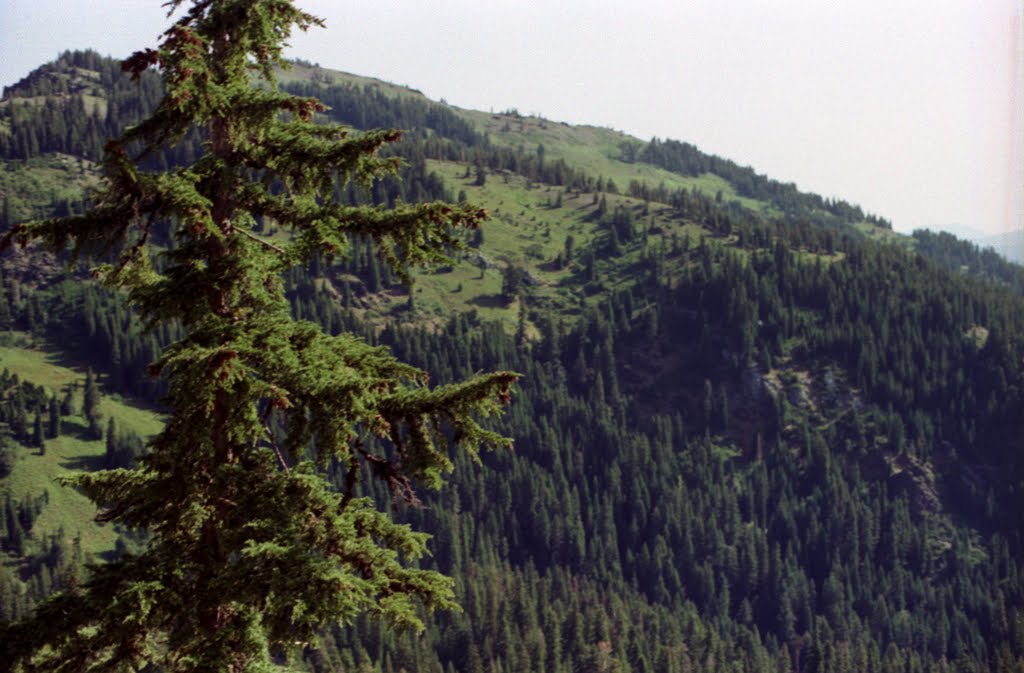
[2,0,1021,238]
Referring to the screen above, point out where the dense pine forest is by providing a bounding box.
[0,50,1021,672]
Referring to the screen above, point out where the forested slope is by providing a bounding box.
[0,51,1021,673]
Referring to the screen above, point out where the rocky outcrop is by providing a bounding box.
[886,453,942,518]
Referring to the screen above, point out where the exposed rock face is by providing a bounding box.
[1,243,61,288]
[759,367,815,411]
[886,453,942,518]
[786,381,812,409]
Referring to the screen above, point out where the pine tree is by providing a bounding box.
[105,417,119,469]
[83,368,105,441]
[31,413,44,452]
[82,368,101,425]
[60,384,75,416]
[0,2,517,671]
[47,395,60,439]
[0,195,11,230]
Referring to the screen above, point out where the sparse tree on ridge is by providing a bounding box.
[0,1,517,671]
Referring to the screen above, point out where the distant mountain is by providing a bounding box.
[910,228,1024,295]
[928,223,1024,265]
[979,229,1024,264]
[1,50,1022,673]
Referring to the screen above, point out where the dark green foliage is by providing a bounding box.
[283,78,482,149]
[0,491,84,623]
[501,264,530,304]
[104,418,145,470]
[59,384,75,416]
[0,438,15,478]
[297,292,1021,673]
[81,368,102,440]
[0,3,516,671]
[0,491,48,557]
[639,137,892,229]
[0,50,167,164]
[1,22,1022,673]
[0,197,10,230]
[30,413,43,450]
[912,228,1024,295]
[0,370,51,448]
[22,280,172,403]
[46,396,59,439]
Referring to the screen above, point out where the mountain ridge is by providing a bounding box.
[0,49,1021,673]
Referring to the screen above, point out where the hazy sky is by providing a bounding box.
[2,0,1021,239]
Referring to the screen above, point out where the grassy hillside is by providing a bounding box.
[283,65,779,215]
[409,160,712,316]
[0,334,162,559]
[0,154,99,225]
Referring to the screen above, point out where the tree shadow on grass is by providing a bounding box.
[467,294,507,309]
[537,259,564,273]
[57,418,106,471]
[59,418,96,442]
[97,548,120,563]
[61,453,106,472]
